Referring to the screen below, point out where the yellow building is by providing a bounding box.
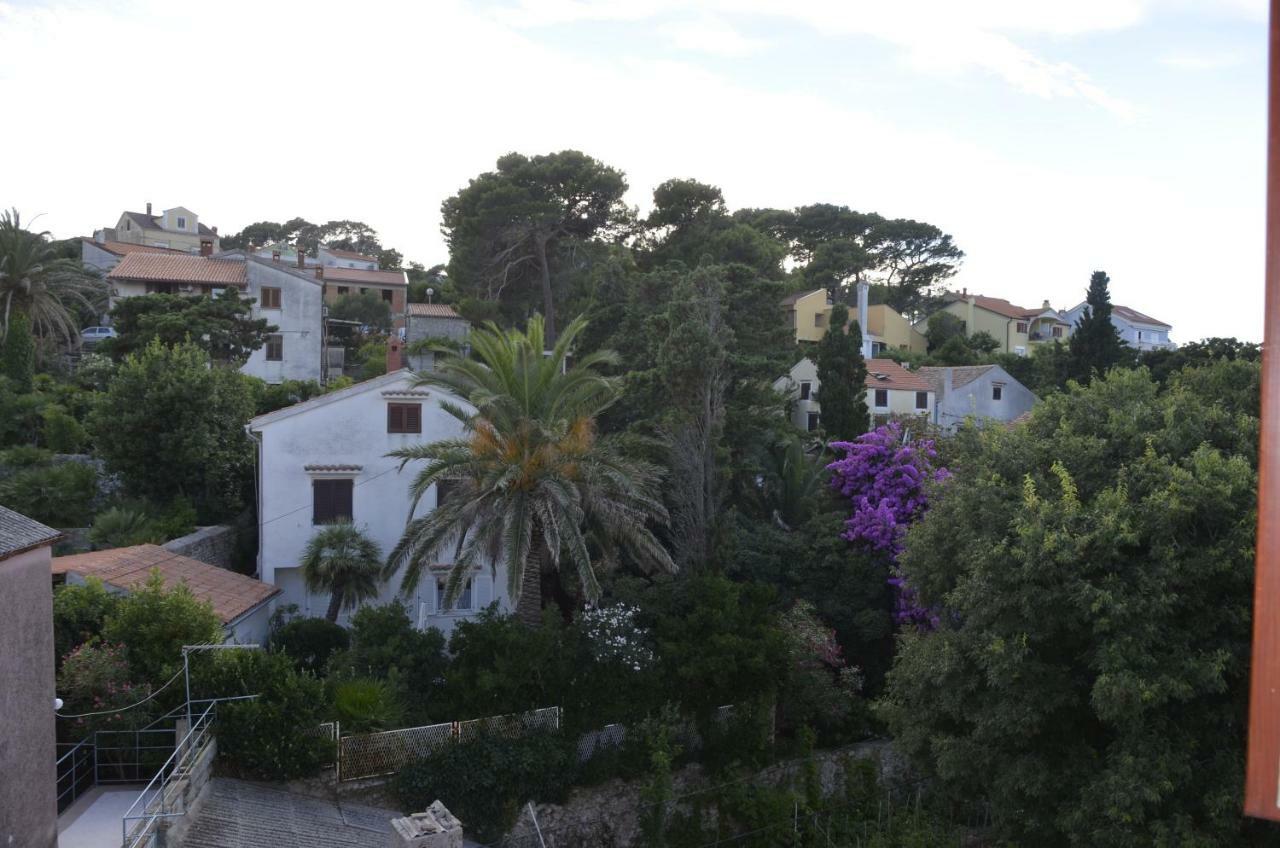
[780,288,927,353]
[919,291,1071,355]
[97,202,220,255]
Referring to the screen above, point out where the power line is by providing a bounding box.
[56,664,186,719]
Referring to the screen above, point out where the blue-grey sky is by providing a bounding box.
[0,0,1267,340]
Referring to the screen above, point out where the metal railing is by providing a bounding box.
[55,738,96,814]
[121,701,217,848]
[94,729,178,785]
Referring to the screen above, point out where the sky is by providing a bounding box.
[0,0,1268,341]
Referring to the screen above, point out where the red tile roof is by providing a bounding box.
[107,253,247,286]
[85,239,188,257]
[780,288,826,307]
[52,544,278,625]
[321,267,406,286]
[865,358,934,392]
[407,303,463,318]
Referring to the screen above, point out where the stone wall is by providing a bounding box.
[164,525,236,570]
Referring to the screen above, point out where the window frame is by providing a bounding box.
[915,391,928,410]
[806,411,820,432]
[260,286,282,309]
[874,388,889,409]
[992,383,1004,401]
[1052,325,1064,338]
[312,478,354,525]
[381,289,394,303]
[1016,321,1028,334]
[387,402,423,434]
[436,575,474,612]
[176,216,187,229]
[799,381,812,401]
[265,334,283,361]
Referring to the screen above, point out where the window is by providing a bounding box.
[799,381,812,400]
[266,334,283,361]
[312,478,353,524]
[436,576,473,611]
[806,412,820,432]
[1052,326,1064,338]
[1016,321,1028,333]
[337,286,349,296]
[814,313,826,328]
[874,389,889,408]
[176,216,187,229]
[387,402,422,434]
[126,221,132,230]
[915,391,928,410]
[992,384,1004,401]
[260,287,282,309]
[381,289,393,303]
[360,287,369,295]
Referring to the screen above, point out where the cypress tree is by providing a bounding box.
[1068,270,1126,384]
[815,303,869,442]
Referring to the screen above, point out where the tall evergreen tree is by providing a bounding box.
[1068,270,1127,383]
[814,304,869,442]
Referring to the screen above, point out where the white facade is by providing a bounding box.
[1061,302,1175,351]
[919,365,1038,431]
[232,254,326,384]
[773,357,934,433]
[247,370,510,636]
[318,247,379,270]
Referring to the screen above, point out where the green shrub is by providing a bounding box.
[332,678,403,732]
[330,603,447,725]
[42,403,87,452]
[0,458,98,526]
[443,608,571,720]
[358,340,388,379]
[101,572,223,682]
[273,617,350,675]
[90,506,166,548]
[57,642,153,737]
[392,730,575,842]
[192,649,332,780]
[52,577,119,665]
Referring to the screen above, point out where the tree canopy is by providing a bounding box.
[1068,270,1128,383]
[814,303,869,442]
[105,290,275,362]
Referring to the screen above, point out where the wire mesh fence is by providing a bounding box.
[337,708,561,781]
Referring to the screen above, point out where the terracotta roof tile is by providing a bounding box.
[406,303,463,318]
[917,365,996,395]
[864,358,934,392]
[321,267,406,286]
[85,239,188,257]
[52,544,278,625]
[107,253,247,286]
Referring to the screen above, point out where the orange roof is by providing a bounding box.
[865,358,934,392]
[323,247,379,262]
[321,267,406,286]
[407,303,463,318]
[107,253,247,286]
[52,544,278,625]
[943,291,1034,320]
[86,240,187,257]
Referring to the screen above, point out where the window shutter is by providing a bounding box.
[313,480,331,524]
[387,405,403,433]
[336,479,353,521]
[474,573,494,610]
[406,404,421,433]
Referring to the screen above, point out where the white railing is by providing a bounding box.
[120,701,217,848]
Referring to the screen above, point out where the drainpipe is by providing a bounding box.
[245,426,264,581]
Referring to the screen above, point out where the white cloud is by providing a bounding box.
[659,15,766,57]
[1160,50,1247,70]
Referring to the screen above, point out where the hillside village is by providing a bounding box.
[0,166,1266,848]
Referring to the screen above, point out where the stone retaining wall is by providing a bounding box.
[164,525,236,571]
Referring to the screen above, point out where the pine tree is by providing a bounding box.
[1068,270,1126,383]
[815,304,869,442]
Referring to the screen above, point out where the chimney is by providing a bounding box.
[387,338,404,373]
[1042,299,1052,311]
[272,250,281,262]
[200,240,213,257]
[146,201,152,216]
[297,250,306,269]
[315,266,323,279]
[212,226,218,235]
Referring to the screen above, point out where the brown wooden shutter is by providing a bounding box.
[313,480,332,524]
[405,404,421,433]
[387,405,403,433]
[335,479,353,521]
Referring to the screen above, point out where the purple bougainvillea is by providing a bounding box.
[827,422,948,628]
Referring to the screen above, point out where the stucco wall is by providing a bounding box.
[251,373,510,635]
[240,260,325,384]
[0,544,58,848]
[934,367,1037,431]
[406,315,470,372]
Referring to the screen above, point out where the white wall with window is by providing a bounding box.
[247,370,511,637]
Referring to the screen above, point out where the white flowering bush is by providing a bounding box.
[579,604,655,671]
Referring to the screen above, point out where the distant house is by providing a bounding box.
[319,266,409,328]
[917,365,1037,431]
[104,251,327,383]
[250,245,380,271]
[775,357,935,433]
[51,544,279,644]
[94,202,220,255]
[0,507,60,848]
[922,291,1071,356]
[1060,302,1174,351]
[245,357,510,636]
[780,285,925,354]
[405,303,470,372]
[81,239,188,274]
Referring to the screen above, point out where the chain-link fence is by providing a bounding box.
[337,707,560,781]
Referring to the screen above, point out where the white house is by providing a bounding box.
[775,357,935,433]
[102,251,327,383]
[917,365,1037,431]
[245,359,510,635]
[1060,302,1175,351]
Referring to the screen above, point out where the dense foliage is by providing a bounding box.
[104,290,274,363]
[880,362,1265,846]
[813,303,869,441]
[100,572,223,683]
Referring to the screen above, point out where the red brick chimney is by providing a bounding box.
[387,338,404,373]
[200,240,213,257]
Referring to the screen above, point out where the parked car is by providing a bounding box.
[80,326,117,345]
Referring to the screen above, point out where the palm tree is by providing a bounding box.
[388,315,676,626]
[300,522,384,622]
[0,209,106,380]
